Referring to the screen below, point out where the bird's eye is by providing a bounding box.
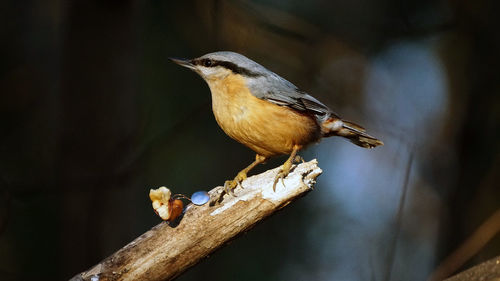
[203,59,212,67]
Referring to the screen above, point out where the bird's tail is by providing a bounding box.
[321,117,384,148]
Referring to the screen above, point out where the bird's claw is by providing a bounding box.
[223,180,237,197]
[272,158,295,191]
[294,155,305,163]
[222,171,248,198]
[272,172,286,191]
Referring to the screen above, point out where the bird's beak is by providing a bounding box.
[169,57,195,70]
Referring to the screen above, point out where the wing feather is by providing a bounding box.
[246,72,336,118]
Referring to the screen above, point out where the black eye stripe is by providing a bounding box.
[193,58,261,77]
[192,58,213,67]
[203,59,212,67]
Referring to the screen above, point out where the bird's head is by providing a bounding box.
[170,51,264,82]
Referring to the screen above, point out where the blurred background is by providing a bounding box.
[1,0,499,280]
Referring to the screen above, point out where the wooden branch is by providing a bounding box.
[444,256,500,281]
[70,160,322,281]
[428,208,500,281]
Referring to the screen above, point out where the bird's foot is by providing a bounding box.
[273,156,297,191]
[294,155,305,163]
[223,170,248,196]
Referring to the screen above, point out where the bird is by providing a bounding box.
[170,51,383,196]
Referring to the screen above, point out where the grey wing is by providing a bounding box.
[247,72,337,118]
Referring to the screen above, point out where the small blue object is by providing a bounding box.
[191,191,210,205]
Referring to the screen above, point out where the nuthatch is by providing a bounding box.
[170,51,383,195]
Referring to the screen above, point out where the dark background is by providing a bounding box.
[1,0,499,280]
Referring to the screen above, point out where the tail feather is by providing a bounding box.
[322,118,384,148]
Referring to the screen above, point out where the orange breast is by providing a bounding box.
[207,74,321,157]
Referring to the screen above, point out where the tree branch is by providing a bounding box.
[444,256,500,281]
[70,160,322,281]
